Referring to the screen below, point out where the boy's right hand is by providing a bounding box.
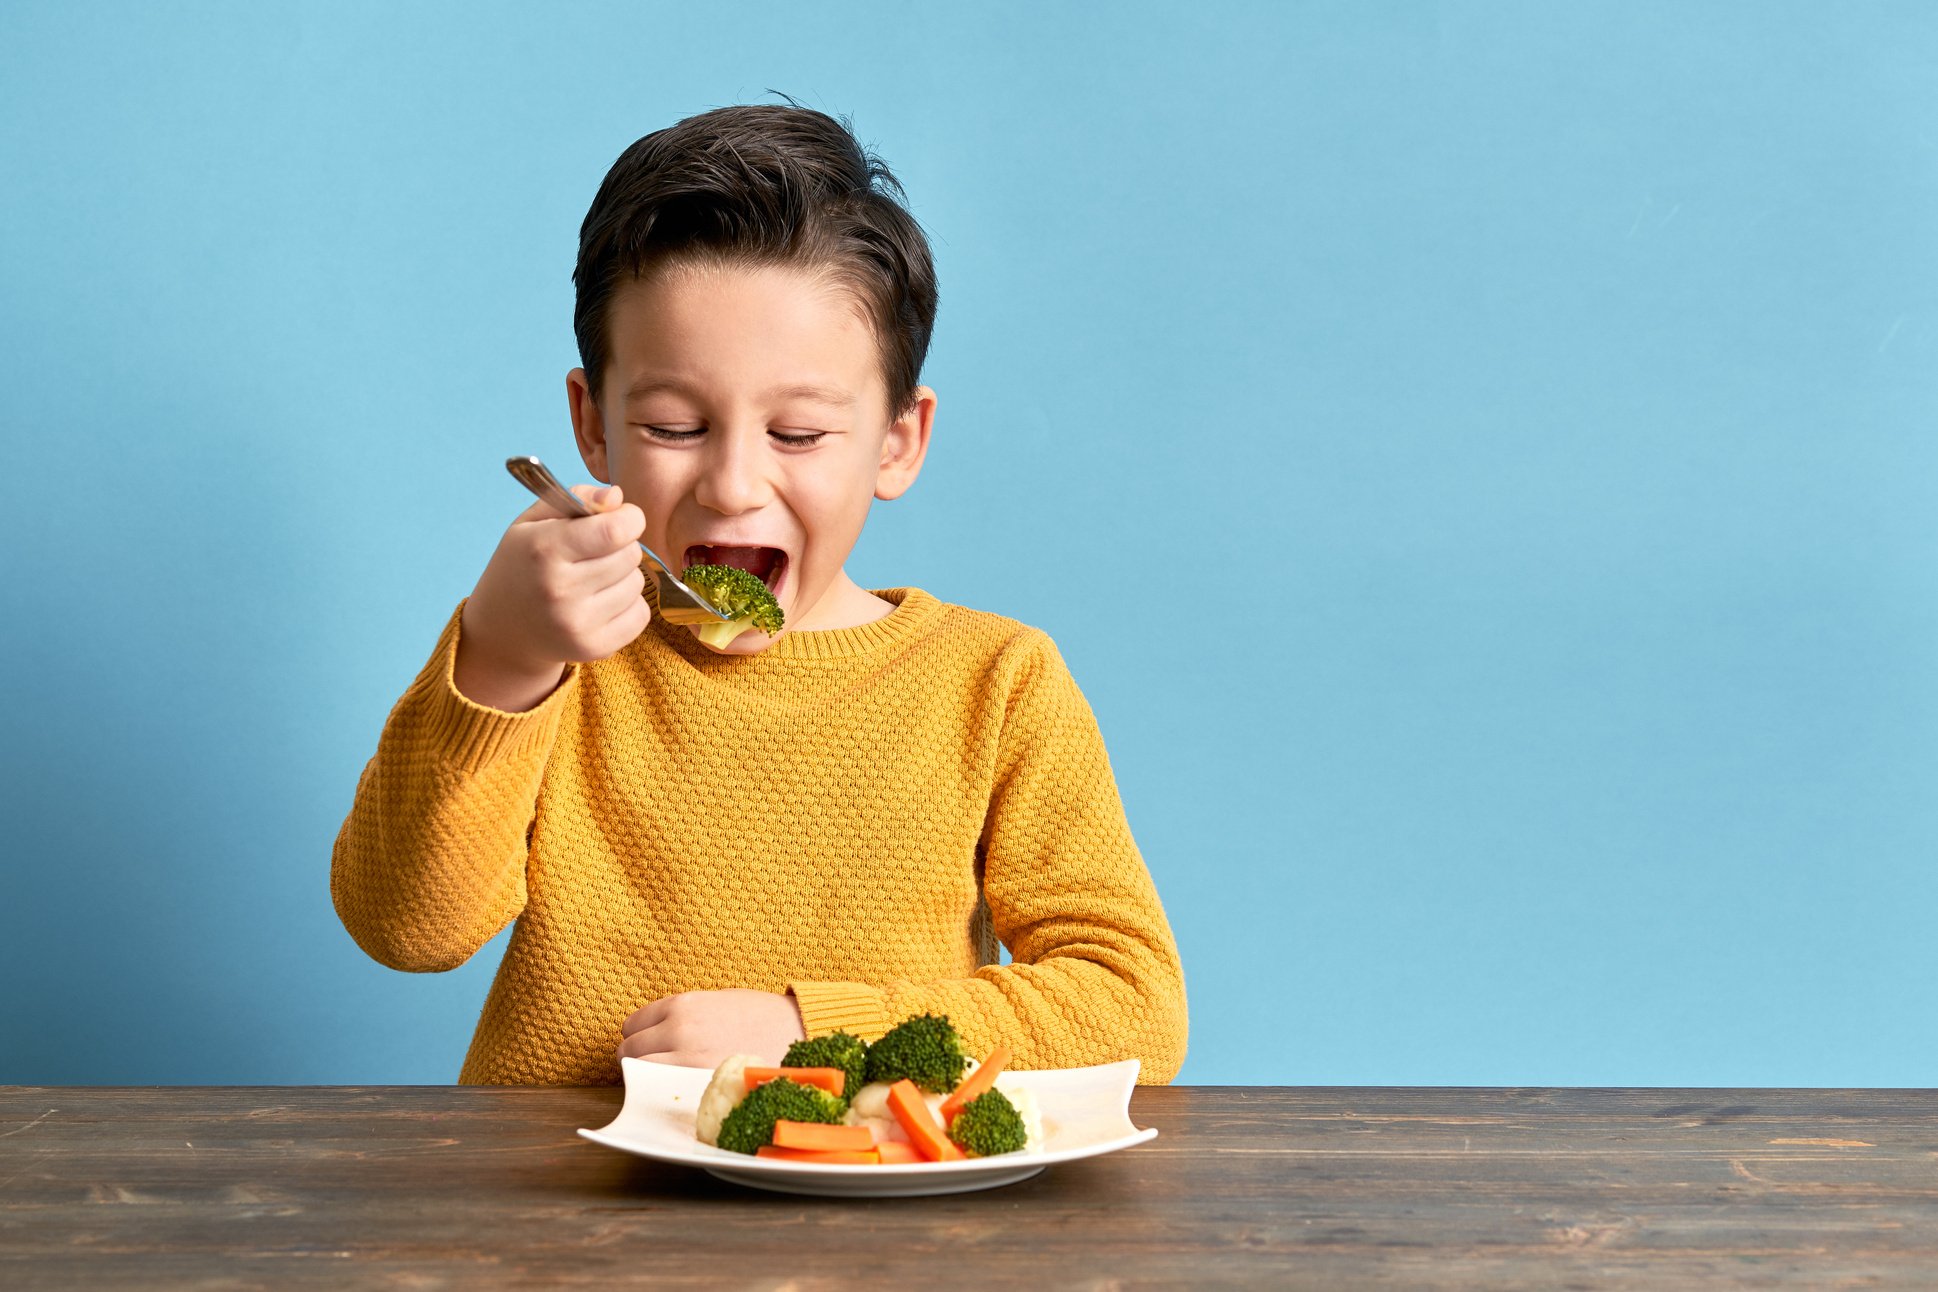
[453,484,652,712]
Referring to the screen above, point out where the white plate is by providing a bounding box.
[579,1055,1158,1197]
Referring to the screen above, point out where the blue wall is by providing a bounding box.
[4,1,1934,1085]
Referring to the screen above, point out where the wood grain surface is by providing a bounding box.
[3,1085,1937,1289]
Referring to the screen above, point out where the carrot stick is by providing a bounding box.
[874,1141,925,1164]
[940,1045,1012,1124]
[756,1145,881,1165]
[772,1120,877,1152]
[742,1066,846,1097]
[886,1079,963,1162]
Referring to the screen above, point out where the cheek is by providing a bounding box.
[613,470,688,552]
[614,447,686,506]
[794,469,876,547]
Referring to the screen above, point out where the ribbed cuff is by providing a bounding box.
[788,981,891,1042]
[405,600,578,774]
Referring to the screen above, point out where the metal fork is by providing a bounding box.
[503,456,730,625]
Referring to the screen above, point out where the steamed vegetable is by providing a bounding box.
[716,1077,845,1155]
[887,1078,963,1161]
[756,1145,881,1164]
[782,1032,869,1100]
[940,1044,1011,1123]
[742,1066,847,1099]
[946,1088,1029,1158]
[865,1014,967,1094]
[681,563,784,648]
[772,1121,876,1153]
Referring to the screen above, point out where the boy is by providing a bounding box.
[331,104,1187,1086]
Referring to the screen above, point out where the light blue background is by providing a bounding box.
[4,1,1934,1086]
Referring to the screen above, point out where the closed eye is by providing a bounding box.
[639,426,828,448]
[641,425,703,444]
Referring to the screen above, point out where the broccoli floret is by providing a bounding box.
[864,1013,967,1094]
[947,1088,1029,1157]
[680,563,784,649]
[715,1077,845,1155]
[783,1032,869,1101]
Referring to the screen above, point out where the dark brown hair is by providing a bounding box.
[573,103,938,418]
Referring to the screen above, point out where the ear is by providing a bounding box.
[567,368,613,483]
[875,386,937,502]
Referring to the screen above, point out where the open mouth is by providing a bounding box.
[684,544,788,594]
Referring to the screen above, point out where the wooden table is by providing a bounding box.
[3,1085,1936,1288]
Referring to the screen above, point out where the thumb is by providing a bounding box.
[571,482,623,512]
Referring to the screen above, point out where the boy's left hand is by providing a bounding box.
[618,989,806,1068]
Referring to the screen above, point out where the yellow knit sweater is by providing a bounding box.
[331,586,1187,1086]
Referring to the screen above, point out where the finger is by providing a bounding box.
[536,547,642,614]
[553,580,649,664]
[574,482,620,510]
[511,496,565,525]
[586,573,651,636]
[552,503,645,562]
[599,500,647,547]
[618,1030,703,1065]
[561,562,644,628]
[621,997,670,1037]
[585,584,652,657]
[571,544,652,593]
[516,482,619,525]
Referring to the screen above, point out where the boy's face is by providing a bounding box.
[568,261,935,653]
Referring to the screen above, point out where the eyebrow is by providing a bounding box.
[623,377,854,409]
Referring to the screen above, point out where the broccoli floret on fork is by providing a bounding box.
[679,563,784,649]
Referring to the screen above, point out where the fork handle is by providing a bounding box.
[504,456,677,579]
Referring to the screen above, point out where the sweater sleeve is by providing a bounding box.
[330,600,578,973]
[791,631,1189,1084]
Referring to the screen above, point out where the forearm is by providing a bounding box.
[791,921,1187,1084]
[331,603,573,971]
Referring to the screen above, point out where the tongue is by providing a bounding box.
[691,545,781,583]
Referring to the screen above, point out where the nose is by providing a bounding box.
[692,427,774,516]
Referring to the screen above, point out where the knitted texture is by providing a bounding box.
[331,586,1187,1085]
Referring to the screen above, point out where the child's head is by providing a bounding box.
[566,104,939,652]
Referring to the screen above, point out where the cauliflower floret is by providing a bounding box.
[993,1077,1045,1153]
[842,1079,953,1145]
[693,1053,765,1147]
